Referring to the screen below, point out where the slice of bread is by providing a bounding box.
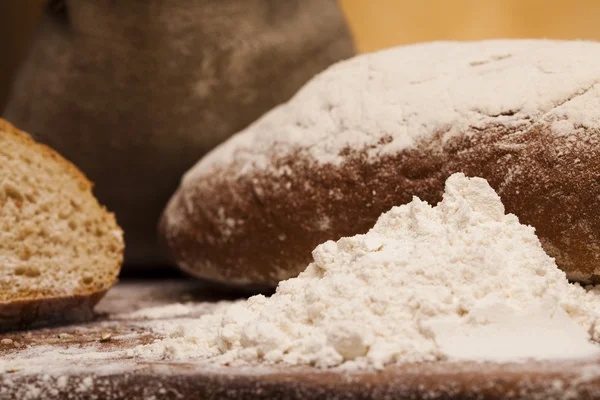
[0,119,124,331]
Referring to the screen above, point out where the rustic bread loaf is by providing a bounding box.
[161,39,600,287]
[0,119,124,331]
[3,0,354,268]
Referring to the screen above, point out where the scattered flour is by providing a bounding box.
[135,174,600,368]
[186,40,600,180]
[112,303,209,320]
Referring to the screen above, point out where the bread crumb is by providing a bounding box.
[100,332,112,342]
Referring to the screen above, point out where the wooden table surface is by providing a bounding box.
[1,280,600,400]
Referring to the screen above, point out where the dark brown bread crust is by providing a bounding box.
[0,291,106,333]
[161,120,600,286]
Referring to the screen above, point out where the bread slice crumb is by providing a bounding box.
[0,119,124,328]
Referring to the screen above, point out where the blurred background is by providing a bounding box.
[2,0,600,276]
[3,0,600,110]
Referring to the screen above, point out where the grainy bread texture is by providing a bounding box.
[0,119,124,331]
[161,39,600,287]
[3,0,354,268]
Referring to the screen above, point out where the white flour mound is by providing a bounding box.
[136,173,600,368]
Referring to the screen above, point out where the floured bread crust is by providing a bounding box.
[162,40,600,286]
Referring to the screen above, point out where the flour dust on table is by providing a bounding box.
[135,174,600,369]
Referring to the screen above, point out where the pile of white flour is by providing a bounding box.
[136,174,600,368]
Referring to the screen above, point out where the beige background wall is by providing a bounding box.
[2,1,600,108]
[340,0,600,53]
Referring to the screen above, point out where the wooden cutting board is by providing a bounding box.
[1,280,600,400]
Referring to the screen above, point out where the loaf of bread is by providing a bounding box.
[0,119,124,331]
[3,0,354,268]
[161,40,600,287]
